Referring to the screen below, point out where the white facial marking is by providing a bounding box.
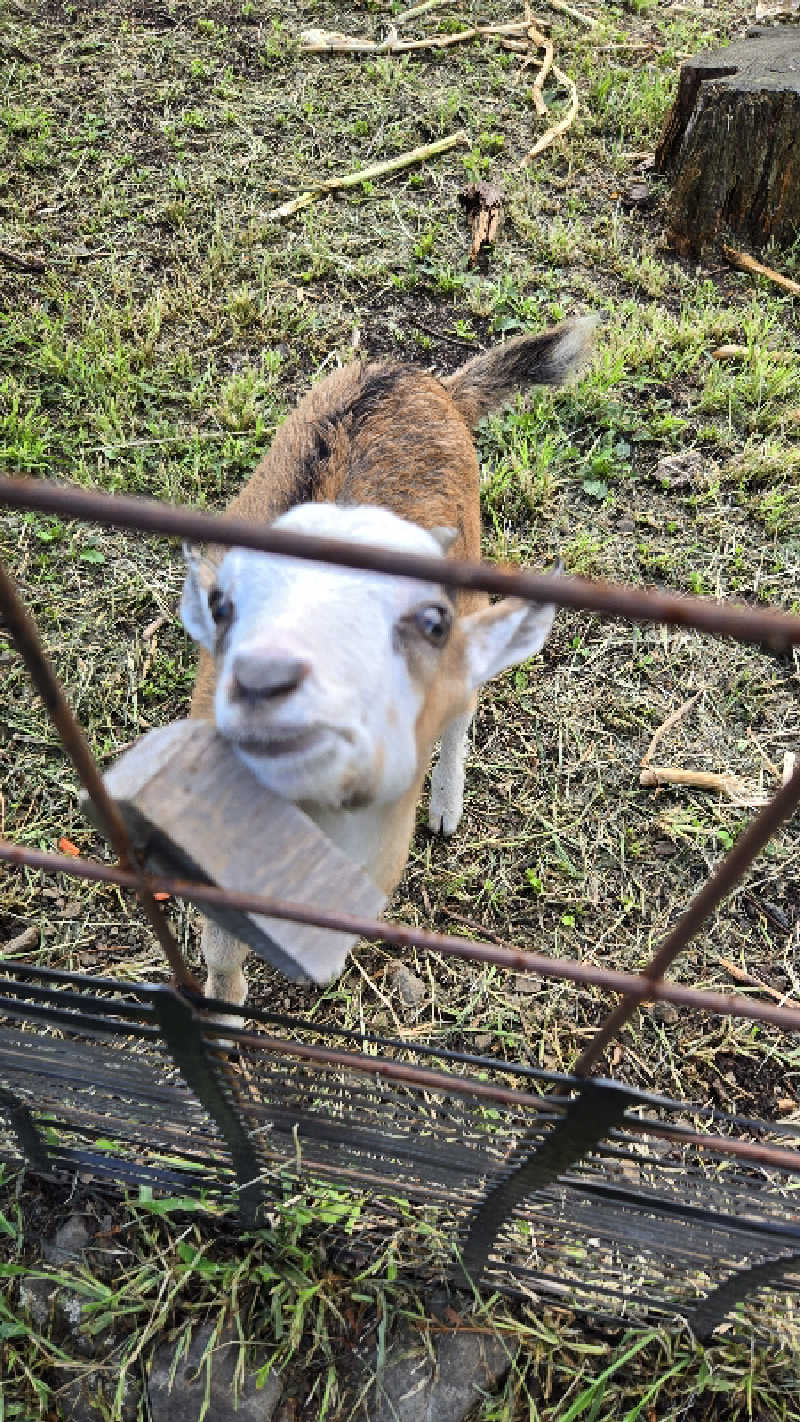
[182,504,453,810]
[180,503,559,818]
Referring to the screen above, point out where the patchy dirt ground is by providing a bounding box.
[2,0,800,1415]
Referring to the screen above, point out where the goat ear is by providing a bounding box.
[180,543,216,651]
[461,596,557,688]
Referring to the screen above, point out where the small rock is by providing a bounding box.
[617,517,635,533]
[148,1323,283,1422]
[622,182,651,208]
[19,1275,58,1329]
[55,1372,141,1422]
[654,451,704,488]
[388,961,426,1009]
[473,1034,494,1051]
[370,1323,513,1422]
[649,1000,680,1025]
[44,1213,92,1266]
[62,899,83,919]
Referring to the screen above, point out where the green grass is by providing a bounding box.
[2,0,800,1415]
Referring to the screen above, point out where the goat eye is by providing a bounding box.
[414,604,451,646]
[208,587,233,625]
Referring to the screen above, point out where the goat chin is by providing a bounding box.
[181,317,596,1010]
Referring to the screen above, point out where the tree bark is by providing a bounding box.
[655,27,800,254]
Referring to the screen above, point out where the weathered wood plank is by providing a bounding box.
[82,721,386,983]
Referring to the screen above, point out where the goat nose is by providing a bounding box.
[231,652,310,702]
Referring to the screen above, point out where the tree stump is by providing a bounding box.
[655,27,800,254]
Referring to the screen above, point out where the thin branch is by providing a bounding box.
[87,430,258,454]
[722,244,800,298]
[712,343,797,361]
[394,0,452,25]
[641,689,703,766]
[520,61,578,164]
[719,956,787,1004]
[639,765,768,807]
[267,130,468,222]
[299,21,531,54]
[541,0,598,26]
[520,10,554,115]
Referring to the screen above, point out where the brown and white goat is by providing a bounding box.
[181,317,595,1011]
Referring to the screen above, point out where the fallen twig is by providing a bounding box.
[521,11,554,116]
[300,21,531,54]
[722,244,800,298]
[267,130,468,221]
[142,614,167,642]
[712,343,796,361]
[541,0,597,26]
[719,957,787,1003]
[88,430,256,454]
[639,764,768,806]
[520,60,578,163]
[394,0,452,25]
[446,909,507,945]
[641,690,702,766]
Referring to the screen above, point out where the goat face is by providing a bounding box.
[181,503,558,812]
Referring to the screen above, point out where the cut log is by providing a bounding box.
[655,27,800,253]
[81,721,386,983]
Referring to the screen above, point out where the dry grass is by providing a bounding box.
[2,0,800,1415]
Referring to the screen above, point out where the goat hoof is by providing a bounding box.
[428,803,461,837]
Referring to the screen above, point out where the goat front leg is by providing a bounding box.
[428,701,475,837]
[201,919,249,1029]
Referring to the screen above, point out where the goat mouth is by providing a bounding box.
[234,728,332,758]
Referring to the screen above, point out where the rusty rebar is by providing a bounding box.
[0,560,199,993]
[572,757,800,1077]
[3,837,800,1037]
[2,476,800,647]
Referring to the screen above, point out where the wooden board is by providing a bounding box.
[655,27,800,252]
[82,721,386,983]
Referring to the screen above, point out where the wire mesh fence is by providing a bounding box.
[1,473,800,1342]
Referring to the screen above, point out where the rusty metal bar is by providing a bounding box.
[625,1123,800,1175]
[0,560,199,994]
[3,835,800,1036]
[2,476,800,647]
[572,758,800,1078]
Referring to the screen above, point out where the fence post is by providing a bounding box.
[688,1250,800,1339]
[459,1078,639,1279]
[150,986,265,1226]
[0,1085,52,1174]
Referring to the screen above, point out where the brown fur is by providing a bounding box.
[191,319,595,721]
[191,361,485,718]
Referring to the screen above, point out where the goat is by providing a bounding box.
[181,316,595,1012]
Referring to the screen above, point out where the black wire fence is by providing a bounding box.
[1,475,800,1340]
